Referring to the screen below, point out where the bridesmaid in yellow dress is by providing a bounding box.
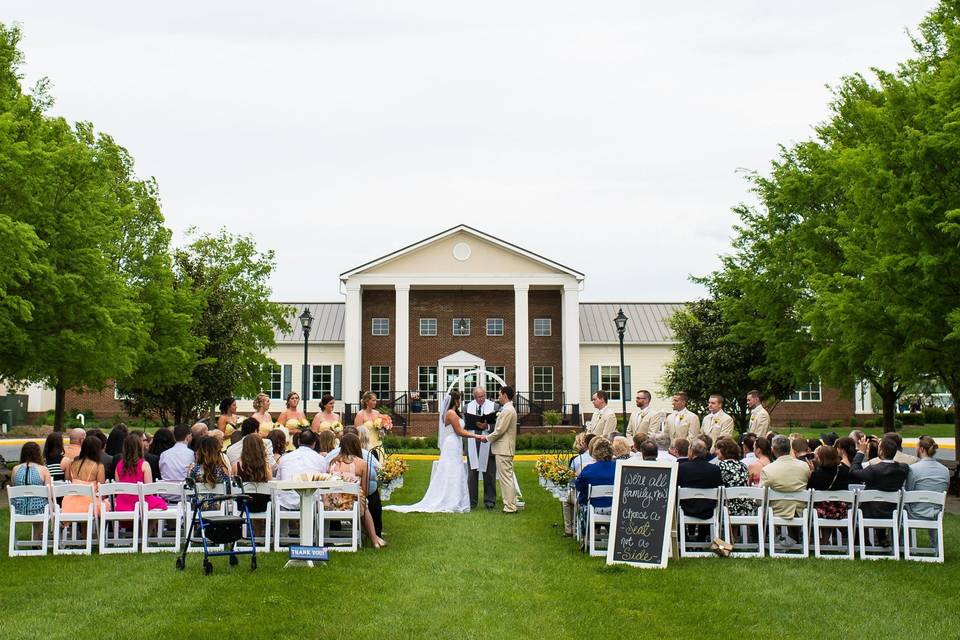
[311,393,342,433]
[277,391,309,432]
[354,391,384,461]
[251,393,274,437]
[217,397,240,437]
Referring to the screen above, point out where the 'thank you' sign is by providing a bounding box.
[606,459,678,569]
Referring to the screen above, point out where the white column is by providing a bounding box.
[344,284,363,407]
[514,283,529,394]
[561,283,580,409]
[394,284,410,396]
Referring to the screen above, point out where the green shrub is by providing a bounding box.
[808,421,828,430]
[829,420,844,431]
[922,406,947,424]
[542,410,562,427]
[898,412,925,425]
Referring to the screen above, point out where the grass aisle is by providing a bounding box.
[1,461,957,639]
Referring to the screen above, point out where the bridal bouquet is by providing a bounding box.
[374,414,393,438]
[535,456,575,500]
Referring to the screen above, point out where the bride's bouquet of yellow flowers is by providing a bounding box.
[535,456,575,500]
[377,456,409,500]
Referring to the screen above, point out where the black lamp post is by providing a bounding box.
[299,307,314,414]
[614,307,628,435]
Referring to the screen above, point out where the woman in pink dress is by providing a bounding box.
[114,433,167,512]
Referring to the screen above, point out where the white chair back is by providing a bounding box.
[141,481,185,498]
[98,482,141,500]
[858,489,901,507]
[53,483,96,500]
[587,485,614,500]
[901,490,945,508]
[811,490,855,505]
[7,485,52,557]
[766,489,811,504]
[7,484,51,506]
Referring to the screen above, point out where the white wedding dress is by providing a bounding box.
[384,395,471,513]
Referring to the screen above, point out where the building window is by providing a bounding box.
[311,365,333,400]
[419,318,437,336]
[418,366,438,402]
[266,365,283,401]
[453,318,471,336]
[370,366,391,397]
[600,365,621,401]
[787,380,822,402]
[372,318,390,336]
[485,366,506,397]
[533,318,552,337]
[532,366,554,401]
[486,318,504,336]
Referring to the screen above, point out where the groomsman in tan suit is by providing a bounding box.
[700,394,735,443]
[626,390,662,438]
[585,390,618,438]
[482,386,519,514]
[746,390,771,437]
[665,392,699,441]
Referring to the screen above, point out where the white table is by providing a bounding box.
[273,480,339,568]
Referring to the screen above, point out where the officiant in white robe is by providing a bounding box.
[464,386,497,509]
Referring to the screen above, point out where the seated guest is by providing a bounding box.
[612,436,632,460]
[697,434,715,462]
[276,429,328,510]
[562,432,594,536]
[63,437,108,516]
[111,430,160,482]
[850,436,909,518]
[11,442,52,516]
[639,440,658,461]
[318,430,337,456]
[188,436,231,488]
[115,433,167,512]
[739,433,757,467]
[653,433,676,462]
[267,429,287,467]
[327,433,385,548]
[43,433,66,482]
[148,427,176,459]
[715,437,753,517]
[574,438,617,545]
[226,418,275,467]
[865,432,918,466]
[105,423,129,458]
[358,426,384,539]
[905,436,949,547]
[670,438,690,464]
[232,435,273,514]
[323,425,361,464]
[159,424,195,482]
[791,437,814,470]
[760,435,811,518]
[834,436,857,468]
[748,436,773,486]
[808,445,851,523]
[677,439,723,540]
[189,422,209,452]
[63,428,86,465]
[822,432,839,447]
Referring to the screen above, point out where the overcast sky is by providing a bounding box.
[7,1,935,302]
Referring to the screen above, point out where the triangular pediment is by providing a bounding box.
[340,225,583,280]
[438,350,485,367]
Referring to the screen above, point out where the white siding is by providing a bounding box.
[235,343,346,414]
[578,344,675,413]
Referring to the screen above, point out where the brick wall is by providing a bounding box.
[528,289,563,403]
[769,385,866,426]
[64,382,126,419]
[407,289,517,389]
[360,289,396,397]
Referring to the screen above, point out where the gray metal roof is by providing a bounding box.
[578,303,685,343]
[275,303,346,343]
[273,301,686,344]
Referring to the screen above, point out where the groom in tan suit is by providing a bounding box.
[481,385,519,514]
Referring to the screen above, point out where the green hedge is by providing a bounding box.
[922,407,956,425]
[382,434,575,451]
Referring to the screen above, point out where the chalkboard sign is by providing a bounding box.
[606,459,678,568]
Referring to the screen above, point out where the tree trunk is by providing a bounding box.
[881,388,897,433]
[53,384,66,432]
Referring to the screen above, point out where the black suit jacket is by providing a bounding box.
[677,458,723,519]
[850,454,908,518]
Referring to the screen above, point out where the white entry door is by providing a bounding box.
[438,350,485,395]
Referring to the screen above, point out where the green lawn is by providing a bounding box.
[1,461,957,640]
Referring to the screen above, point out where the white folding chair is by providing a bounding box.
[236,481,273,553]
[722,486,766,558]
[317,483,361,552]
[273,485,307,552]
[677,487,720,557]
[7,485,52,557]
[141,482,185,553]
[765,489,811,558]
[586,485,614,557]
[186,482,230,553]
[52,483,97,555]
[97,482,141,554]
[857,490,902,560]
[811,490,856,560]
[901,490,945,563]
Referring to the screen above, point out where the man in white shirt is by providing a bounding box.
[159,424,195,481]
[585,390,618,438]
[275,430,328,510]
[626,390,662,439]
[741,433,758,467]
[746,390,771,437]
[225,418,274,468]
[654,432,677,462]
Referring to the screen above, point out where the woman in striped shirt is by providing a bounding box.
[43,433,65,482]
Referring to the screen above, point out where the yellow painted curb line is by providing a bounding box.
[394,454,551,461]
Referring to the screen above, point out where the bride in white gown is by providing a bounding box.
[384,390,474,513]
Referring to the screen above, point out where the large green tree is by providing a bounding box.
[662,297,796,433]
